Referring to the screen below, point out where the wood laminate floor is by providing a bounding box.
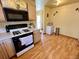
[12,34,79,59]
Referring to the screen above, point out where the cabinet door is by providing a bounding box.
[0,41,9,59]
[1,0,17,9]
[33,30,41,44]
[4,39,15,58]
[18,0,28,11]
[1,0,28,10]
[28,1,36,20]
[0,4,5,22]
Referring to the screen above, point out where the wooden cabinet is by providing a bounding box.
[28,2,36,20]
[4,39,15,58]
[0,39,15,59]
[27,0,36,20]
[18,0,27,11]
[33,30,41,44]
[1,0,17,9]
[0,4,5,22]
[0,41,9,59]
[1,0,27,11]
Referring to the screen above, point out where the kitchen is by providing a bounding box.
[0,0,79,59]
[0,0,41,59]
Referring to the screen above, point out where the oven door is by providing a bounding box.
[19,35,33,46]
[12,32,34,53]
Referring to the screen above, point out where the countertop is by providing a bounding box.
[0,32,12,41]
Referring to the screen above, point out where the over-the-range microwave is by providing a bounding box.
[3,8,29,22]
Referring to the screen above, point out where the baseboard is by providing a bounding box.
[60,34,79,41]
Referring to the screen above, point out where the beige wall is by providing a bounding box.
[44,7,51,26]
[50,2,79,39]
[43,7,52,32]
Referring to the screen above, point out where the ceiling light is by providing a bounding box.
[57,0,61,6]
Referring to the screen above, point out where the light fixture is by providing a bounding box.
[75,8,79,12]
[53,11,58,16]
[15,0,20,9]
[57,0,61,6]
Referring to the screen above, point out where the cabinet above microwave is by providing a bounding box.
[1,0,27,11]
[3,8,29,22]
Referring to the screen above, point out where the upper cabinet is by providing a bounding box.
[0,4,5,22]
[27,0,36,21]
[1,0,28,11]
[1,0,16,9]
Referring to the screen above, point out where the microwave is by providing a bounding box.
[3,8,29,22]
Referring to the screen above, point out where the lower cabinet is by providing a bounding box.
[33,30,41,44]
[0,41,9,59]
[4,39,15,58]
[0,39,15,59]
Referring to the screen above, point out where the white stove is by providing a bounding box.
[7,26,34,57]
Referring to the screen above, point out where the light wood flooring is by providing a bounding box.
[12,34,79,59]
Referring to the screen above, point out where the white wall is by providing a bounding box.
[51,2,79,39]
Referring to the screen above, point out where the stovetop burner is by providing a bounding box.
[13,31,21,35]
[22,29,30,32]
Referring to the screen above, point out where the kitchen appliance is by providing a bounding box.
[3,8,29,21]
[6,24,34,57]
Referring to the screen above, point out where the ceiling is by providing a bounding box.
[45,0,79,7]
